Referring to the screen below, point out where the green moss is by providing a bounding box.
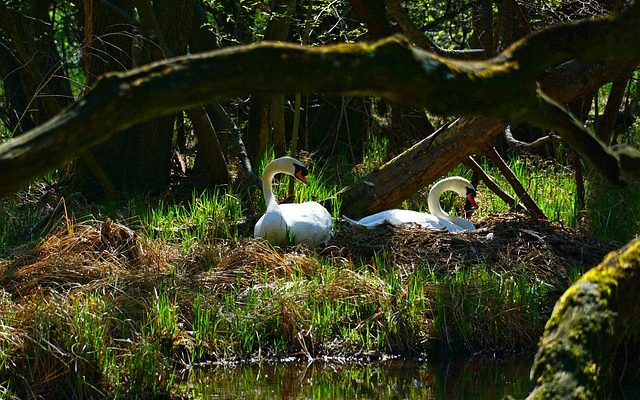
[529,239,640,399]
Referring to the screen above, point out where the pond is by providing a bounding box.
[183,353,534,399]
[181,352,640,399]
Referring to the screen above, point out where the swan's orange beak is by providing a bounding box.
[295,169,308,184]
[466,192,478,208]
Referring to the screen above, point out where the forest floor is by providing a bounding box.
[0,196,630,397]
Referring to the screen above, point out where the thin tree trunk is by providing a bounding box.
[246,0,297,163]
[598,71,632,144]
[188,107,230,185]
[464,156,527,213]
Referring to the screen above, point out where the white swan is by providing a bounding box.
[254,156,333,247]
[343,176,478,232]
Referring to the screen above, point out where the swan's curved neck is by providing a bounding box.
[262,164,279,209]
[427,177,468,225]
[427,179,453,221]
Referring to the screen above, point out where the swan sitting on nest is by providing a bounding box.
[342,176,478,233]
[254,156,333,247]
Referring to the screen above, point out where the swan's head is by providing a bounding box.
[465,185,478,208]
[268,156,310,184]
[433,176,478,208]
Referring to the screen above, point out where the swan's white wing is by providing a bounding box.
[279,202,333,247]
[254,207,289,245]
[351,209,446,229]
[344,209,475,232]
[450,217,476,232]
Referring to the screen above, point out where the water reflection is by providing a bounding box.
[184,353,534,399]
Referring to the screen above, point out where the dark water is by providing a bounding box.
[183,353,640,399]
[185,353,534,399]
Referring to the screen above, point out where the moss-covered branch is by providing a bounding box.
[0,2,639,197]
[528,239,640,399]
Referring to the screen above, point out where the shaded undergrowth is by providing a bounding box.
[0,214,617,398]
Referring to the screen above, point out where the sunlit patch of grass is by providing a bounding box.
[142,188,244,248]
[355,132,390,178]
[471,157,578,227]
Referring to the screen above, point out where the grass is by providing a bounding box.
[0,134,638,397]
[0,217,564,397]
[475,156,580,227]
[430,265,550,355]
[142,188,244,249]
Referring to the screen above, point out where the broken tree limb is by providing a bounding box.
[503,123,562,152]
[1,2,640,197]
[487,146,547,220]
[464,155,528,214]
[339,117,502,218]
[522,89,631,184]
[527,238,640,399]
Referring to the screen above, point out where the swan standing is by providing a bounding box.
[343,176,478,232]
[254,156,333,247]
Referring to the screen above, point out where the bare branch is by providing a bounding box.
[503,122,562,152]
[385,0,487,59]
[464,156,528,214]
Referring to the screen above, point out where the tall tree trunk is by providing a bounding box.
[0,42,34,135]
[246,0,297,163]
[0,1,73,132]
[598,71,632,144]
[77,0,175,195]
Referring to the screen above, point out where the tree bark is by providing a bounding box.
[77,0,176,194]
[187,107,230,185]
[597,71,632,143]
[246,0,297,162]
[527,238,640,399]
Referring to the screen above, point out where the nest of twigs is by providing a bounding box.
[197,239,322,293]
[327,213,619,285]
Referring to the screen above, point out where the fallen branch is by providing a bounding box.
[487,146,547,220]
[464,155,528,214]
[503,123,562,152]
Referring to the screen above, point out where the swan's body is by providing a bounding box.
[343,176,478,233]
[254,156,333,247]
